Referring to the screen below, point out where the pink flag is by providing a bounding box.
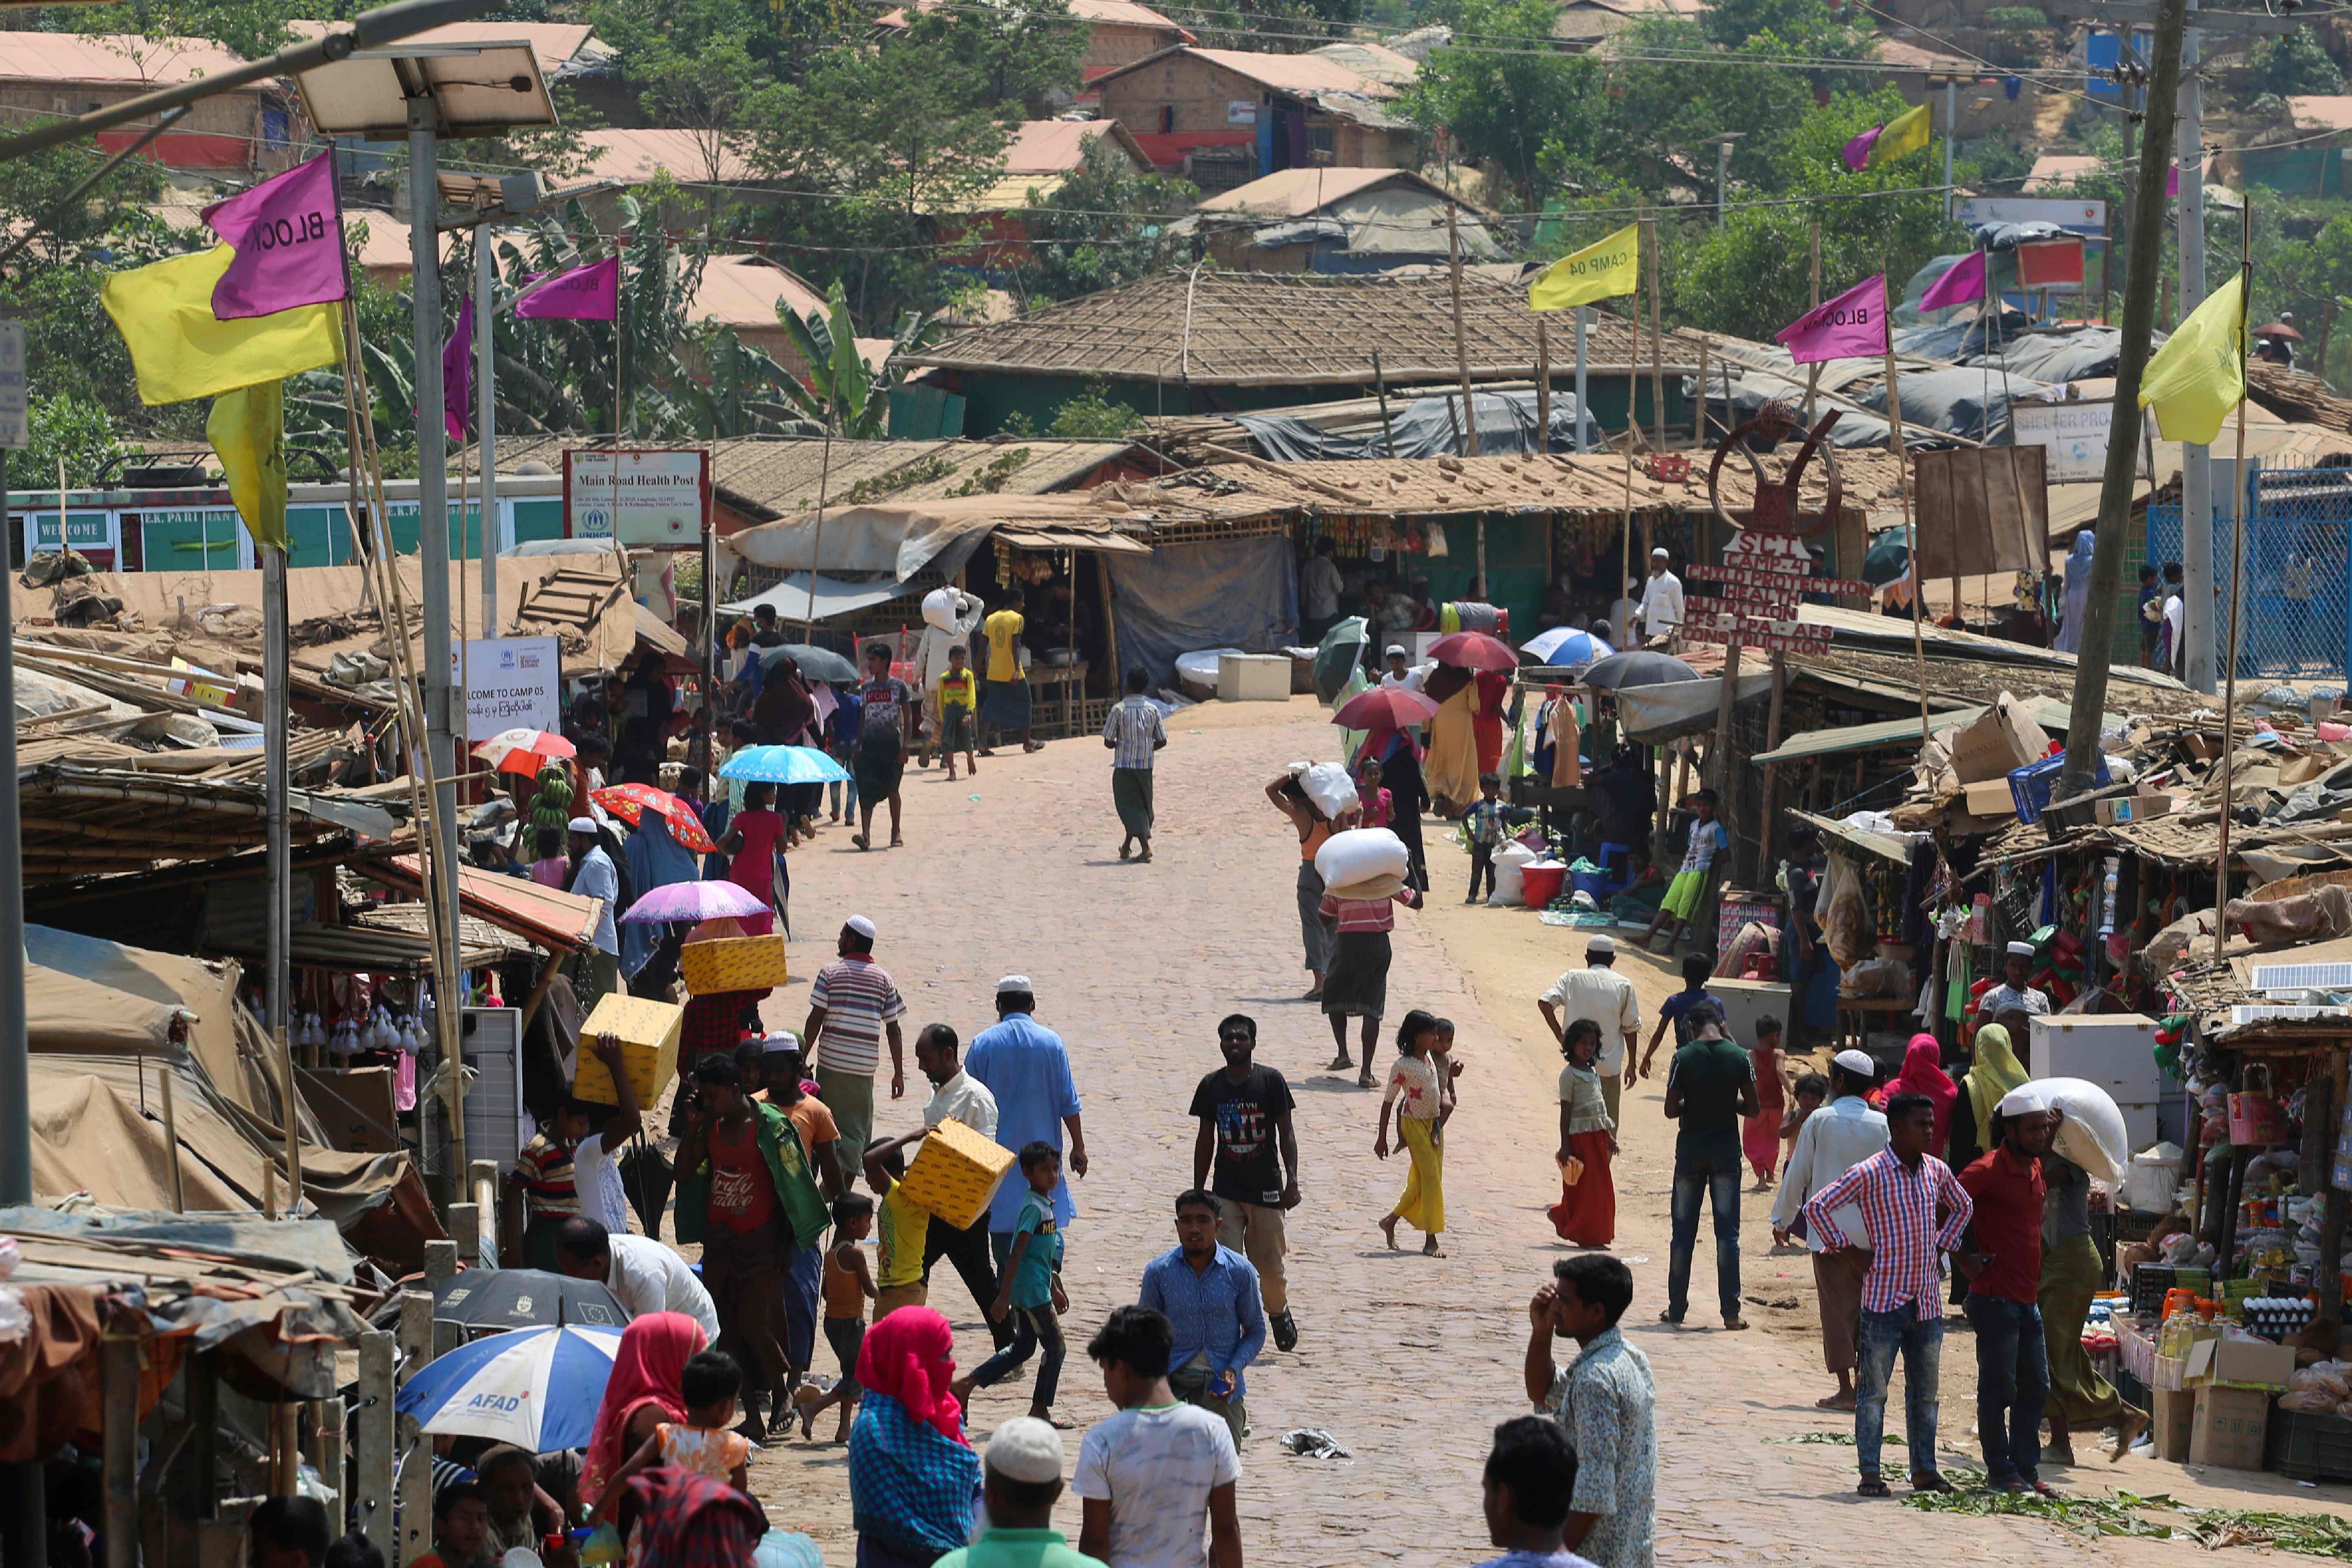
[442,292,474,444]
[201,150,346,320]
[1842,126,1880,173]
[1775,274,1890,364]
[1919,249,1988,313]
[2167,163,2181,196]
[514,256,619,321]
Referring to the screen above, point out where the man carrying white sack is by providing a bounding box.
[1316,826,1419,1088]
[2000,1079,2148,1464]
[911,586,983,770]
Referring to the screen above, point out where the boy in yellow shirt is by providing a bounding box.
[937,643,980,782]
[862,1135,933,1320]
[980,586,1041,755]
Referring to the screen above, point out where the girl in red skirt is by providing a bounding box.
[1548,1017,1617,1246]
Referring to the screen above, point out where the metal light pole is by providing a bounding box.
[2178,0,2214,693]
[1702,132,1744,228]
[477,223,498,635]
[408,101,461,1015]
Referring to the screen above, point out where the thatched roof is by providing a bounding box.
[901,270,1692,388]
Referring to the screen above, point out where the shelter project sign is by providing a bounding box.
[2013,399,2149,485]
[564,448,710,548]
[461,636,561,743]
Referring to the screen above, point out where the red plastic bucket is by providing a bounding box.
[1520,865,1567,907]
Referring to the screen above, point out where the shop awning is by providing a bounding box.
[1792,808,1921,865]
[995,526,1152,554]
[1752,695,2095,766]
[361,858,603,953]
[720,573,912,621]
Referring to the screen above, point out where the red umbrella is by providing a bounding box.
[2255,321,2305,343]
[588,784,718,854]
[1427,631,1518,671]
[472,727,575,779]
[1333,686,1441,731]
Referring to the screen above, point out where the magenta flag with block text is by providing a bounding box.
[514,256,619,321]
[200,150,345,320]
[1919,250,1988,313]
[1774,274,1891,364]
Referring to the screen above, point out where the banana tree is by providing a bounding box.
[775,278,929,438]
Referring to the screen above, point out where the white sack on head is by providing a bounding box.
[922,586,962,632]
[1999,1076,2127,1183]
[1316,827,1410,894]
[1298,761,1360,821]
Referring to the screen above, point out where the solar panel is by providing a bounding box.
[2252,963,2352,993]
[2230,1004,2352,1024]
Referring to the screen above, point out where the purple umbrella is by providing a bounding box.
[619,880,769,925]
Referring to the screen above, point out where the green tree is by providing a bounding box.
[1405,0,1595,212]
[1015,140,1196,302]
[2249,31,2343,98]
[18,393,129,490]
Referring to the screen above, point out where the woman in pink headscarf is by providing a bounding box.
[1891,1032,1960,1157]
[582,1312,706,1513]
[847,1307,982,1568]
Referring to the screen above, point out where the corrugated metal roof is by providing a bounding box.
[1197,167,1457,218]
[2021,154,2104,192]
[0,32,248,85]
[579,128,757,185]
[1182,46,1396,97]
[2291,94,2352,132]
[691,256,828,330]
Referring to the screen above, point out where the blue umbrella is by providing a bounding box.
[394,1325,624,1450]
[718,744,851,785]
[1521,627,1616,667]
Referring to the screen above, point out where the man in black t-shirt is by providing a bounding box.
[1189,1013,1301,1352]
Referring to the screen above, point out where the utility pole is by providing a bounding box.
[1942,77,1958,221]
[2061,0,2188,797]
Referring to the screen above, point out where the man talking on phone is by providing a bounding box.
[1954,1101,2058,1497]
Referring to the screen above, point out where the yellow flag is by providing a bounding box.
[1529,223,1640,312]
[1867,102,1932,167]
[2138,273,2247,444]
[101,246,339,407]
[208,379,290,552]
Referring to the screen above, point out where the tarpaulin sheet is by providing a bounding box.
[1109,537,1298,689]
[1692,368,1895,448]
[1976,327,2149,385]
[1236,389,1598,462]
[1854,366,2062,445]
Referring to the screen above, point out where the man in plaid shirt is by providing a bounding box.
[1102,668,1168,864]
[1804,1090,1973,1499]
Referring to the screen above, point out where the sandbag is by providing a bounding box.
[1296,761,1359,821]
[2000,1076,2128,1184]
[1489,840,1539,907]
[1316,827,1409,891]
[922,586,961,632]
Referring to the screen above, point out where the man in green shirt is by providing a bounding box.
[1662,1000,1758,1331]
[933,1416,1106,1568]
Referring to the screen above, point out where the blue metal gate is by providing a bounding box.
[2145,463,2352,682]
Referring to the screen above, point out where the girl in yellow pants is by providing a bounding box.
[1376,1009,1451,1256]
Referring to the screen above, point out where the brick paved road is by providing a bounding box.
[707,699,2344,1566]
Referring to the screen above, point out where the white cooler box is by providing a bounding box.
[1218,653,1290,702]
[2027,1013,2183,1151]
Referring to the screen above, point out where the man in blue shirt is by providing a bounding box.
[1636,952,1724,1082]
[565,815,622,1008]
[966,976,1088,1268]
[1138,1189,1266,1446]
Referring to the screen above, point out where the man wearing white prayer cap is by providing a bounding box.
[930,1418,1085,1568]
[565,816,623,1005]
[1770,1046,1890,1412]
[801,914,908,1186]
[1977,940,2051,1025]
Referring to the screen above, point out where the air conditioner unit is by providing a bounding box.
[420,1007,532,1179]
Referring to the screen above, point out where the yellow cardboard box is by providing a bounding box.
[679,934,789,995]
[572,993,684,1107]
[898,1116,1016,1230]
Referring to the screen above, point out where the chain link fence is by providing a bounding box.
[2144,464,2352,682]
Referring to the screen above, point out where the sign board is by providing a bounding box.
[564,448,710,548]
[461,635,561,743]
[0,320,23,451]
[2013,399,2150,485]
[1955,197,2107,237]
[1684,529,1841,653]
[18,509,115,555]
[1227,100,1257,124]
[1911,445,2051,578]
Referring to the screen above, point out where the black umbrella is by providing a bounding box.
[434,1270,628,1332]
[756,642,860,684]
[1578,650,1699,690]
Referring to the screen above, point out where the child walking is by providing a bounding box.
[1743,1016,1789,1189]
[954,1141,1068,1422]
[591,1349,754,1518]
[1375,1010,1448,1256]
[824,685,862,824]
[1463,772,1506,903]
[798,1194,874,1442]
[936,644,980,782]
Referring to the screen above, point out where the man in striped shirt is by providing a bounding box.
[802,914,907,1189]
[1803,1091,1972,1499]
[1102,668,1168,864]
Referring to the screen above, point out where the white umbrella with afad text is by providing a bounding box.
[393,1325,624,1450]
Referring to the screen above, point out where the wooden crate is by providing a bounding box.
[898,1116,1017,1229]
[571,994,684,1107]
[679,933,788,995]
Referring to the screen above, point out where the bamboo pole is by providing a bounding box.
[1646,217,1666,454]
[1882,280,1931,744]
[1446,200,1480,457]
[2214,201,2254,959]
[804,432,833,643]
[160,1063,184,1213]
[1535,318,1551,453]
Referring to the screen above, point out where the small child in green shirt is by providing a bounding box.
[952,1142,1068,1423]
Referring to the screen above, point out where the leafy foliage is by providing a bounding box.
[1015,140,1197,303]
[2249,31,2344,98]
[17,393,131,490]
